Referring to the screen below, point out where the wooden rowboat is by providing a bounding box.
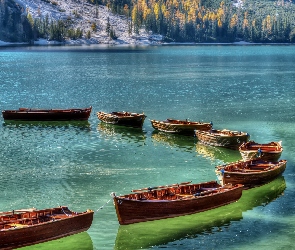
[112,181,243,225]
[239,141,283,161]
[97,111,146,128]
[151,119,212,135]
[2,107,92,121]
[215,159,287,189]
[195,129,250,149]
[114,176,286,250]
[0,206,94,249]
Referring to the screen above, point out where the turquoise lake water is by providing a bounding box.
[0,45,294,249]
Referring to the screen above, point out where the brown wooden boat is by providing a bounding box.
[97,111,146,128]
[114,176,286,250]
[112,180,243,225]
[0,206,94,249]
[239,141,283,161]
[195,129,250,149]
[151,119,212,135]
[215,159,287,189]
[2,107,92,121]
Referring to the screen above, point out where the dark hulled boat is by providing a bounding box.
[151,119,212,135]
[114,176,286,250]
[97,111,146,128]
[112,181,243,225]
[195,129,250,149]
[0,206,94,249]
[239,141,283,161]
[215,159,287,188]
[2,107,92,121]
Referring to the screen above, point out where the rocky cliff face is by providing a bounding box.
[10,0,150,45]
[0,0,33,42]
[0,0,152,45]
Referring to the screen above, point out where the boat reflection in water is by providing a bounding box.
[97,123,147,144]
[195,142,241,163]
[151,131,195,152]
[2,120,91,130]
[114,176,286,250]
[19,232,93,250]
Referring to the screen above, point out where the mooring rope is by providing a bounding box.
[96,192,116,211]
[61,206,70,216]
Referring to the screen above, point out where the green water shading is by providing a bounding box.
[195,142,242,163]
[151,131,196,152]
[114,176,286,250]
[97,123,147,144]
[19,232,93,250]
[1,45,294,249]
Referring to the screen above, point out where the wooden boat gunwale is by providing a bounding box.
[97,111,146,128]
[2,107,92,121]
[195,128,250,149]
[151,119,212,135]
[3,107,92,113]
[215,159,287,188]
[112,181,244,225]
[0,206,94,249]
[239,141,283,161]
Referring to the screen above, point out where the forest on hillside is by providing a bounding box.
[1,0,295,43]
[101,0,295,42]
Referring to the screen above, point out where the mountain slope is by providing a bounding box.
[1,0,150,44]
[0,0,32,42]
[1,0,295,44]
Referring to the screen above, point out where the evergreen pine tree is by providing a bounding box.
[106,16,111,36]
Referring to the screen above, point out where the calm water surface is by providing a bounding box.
[0,45,294,250]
